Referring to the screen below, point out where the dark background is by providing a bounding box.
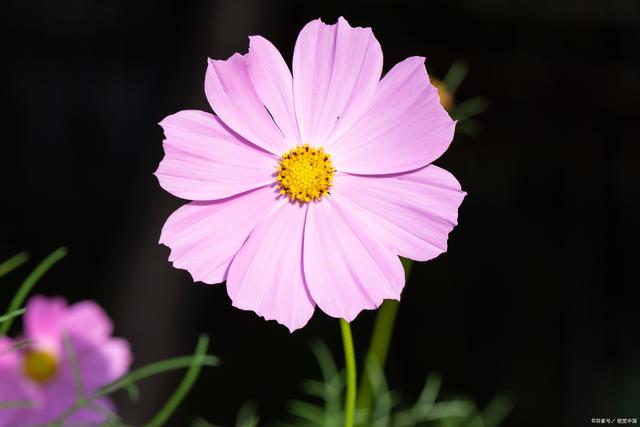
[3,0,640,426]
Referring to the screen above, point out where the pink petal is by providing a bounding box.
[292,17,383,146]
[53,339,130,393]
[330,57,455,174]
[160,186,280,284]
[248,36,300,147]
[64,300,113,341]
[25,380,77,426]
[62,301,132,383]
[155,110,276,201]
[303,197,404,321]
[206,53,290,155]
[226,200,315,332]
[332,165,466,261]
[0,338,38,427]
[68,397,115,424]
[24,295,67,353]
[0,337,20,366]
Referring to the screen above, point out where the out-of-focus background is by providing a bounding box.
[3,0,639,426]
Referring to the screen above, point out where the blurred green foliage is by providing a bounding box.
[198,341,512,427]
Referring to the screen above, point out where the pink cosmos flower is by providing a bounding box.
[156,17,466,332]
[0,296,132,426]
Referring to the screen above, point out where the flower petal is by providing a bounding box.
[155,110,276,201]
[60,334,131,390]
[0,338,39,427]
[303,197,404,321]
[24,296,67,352]
[160,186,279,284]
[332,165,466,261]
[68,397,115,424]
[248,36,300,147]
[227,200,315,332]
[330,57,455,174]
[64,300,113,340]
[293,17,383,146]
[206,53,289,155]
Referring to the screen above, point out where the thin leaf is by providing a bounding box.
[97,354,220,397]
[416,373,442,406]
[142,334,212,427]
[311,341,338,383]
[418,400,475,420]
[123,381,141,402]
[455,119,482,137]
[443,60,469,95]
[288,400,326,423]
[480,394,514,427]
[236,401,260,427]
[450,97,490,122]
[0,308,26,324]
[0,247,67,337]
[0,251,30,279]
[191,419,218,427]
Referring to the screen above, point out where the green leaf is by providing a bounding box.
[450,97,490,122]
[311,340,338,383]
[236,401,260,427]
[443,60,469,95]
[455,119,482,137]
[0,308,26,325]
[480,394,514,427]
[0,247,67,337]
[142,334,213,427]
[0,251,30,279]
[98,353,219,397]
[416,373,442,406]
[288,400,326,423]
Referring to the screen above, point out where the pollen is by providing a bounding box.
[23,349,58,383]
[276,144,335,203]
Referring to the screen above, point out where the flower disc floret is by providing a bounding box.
[276,144,335,203]
[23,350,58,383]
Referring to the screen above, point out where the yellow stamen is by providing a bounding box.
[276,144,335,203]
[23,350,58,383]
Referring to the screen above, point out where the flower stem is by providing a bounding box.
[356,258,413,425]
[340,318,357,427]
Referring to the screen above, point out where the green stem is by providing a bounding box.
[356,258,413,424]
[143,335,210,427]
[340,319,357,427]
[0,247,67,337]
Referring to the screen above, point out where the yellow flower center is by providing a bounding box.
[23,350,58,383]
[276,144,335,203]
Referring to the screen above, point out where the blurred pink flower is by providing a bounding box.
[0,296,131,426]
[156,17,465,332]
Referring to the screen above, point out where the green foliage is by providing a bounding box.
[278,342,513,427]
[194,401,260,427]
[440,60,490,137]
